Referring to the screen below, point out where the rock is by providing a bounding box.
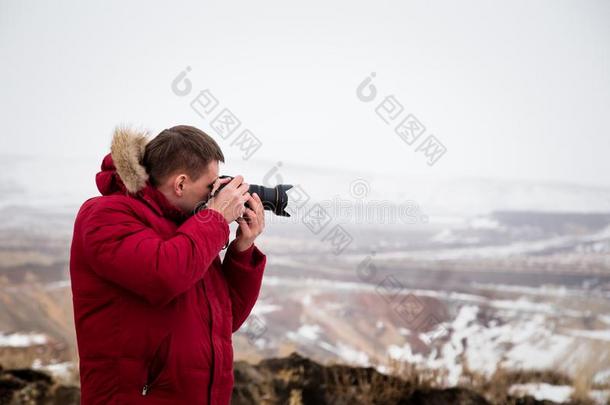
[233,352,493,405]
[399,387,491,405]
[0,365,79,405]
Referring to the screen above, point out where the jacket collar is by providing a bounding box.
[136,181,190,225]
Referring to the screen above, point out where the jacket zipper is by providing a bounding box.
[200,278,216,404]
[141,370,162,395]
[141,332,172,396]
[141,359,164,396]
[141,362,164,396]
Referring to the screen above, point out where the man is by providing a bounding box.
[69,125,266,404]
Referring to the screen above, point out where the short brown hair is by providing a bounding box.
[143,125,224,186]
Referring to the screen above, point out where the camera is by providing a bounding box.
[212,175,293,217]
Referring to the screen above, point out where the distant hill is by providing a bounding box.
[2,153,610,216]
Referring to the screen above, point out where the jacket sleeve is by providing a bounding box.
[221,241,266,332]
[81,197,230,307]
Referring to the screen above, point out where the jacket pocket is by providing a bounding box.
[141,332,173,396]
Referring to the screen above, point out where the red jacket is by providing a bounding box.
[69,129,266,404]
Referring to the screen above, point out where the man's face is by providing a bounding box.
[160,160,220,214]
[184,160,221,213]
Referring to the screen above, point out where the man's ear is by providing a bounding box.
[174,174,187,196]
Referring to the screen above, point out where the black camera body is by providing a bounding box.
[215,175,293,217]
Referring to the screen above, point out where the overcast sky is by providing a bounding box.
[1,0,609,187]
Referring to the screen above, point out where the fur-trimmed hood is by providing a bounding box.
[94,126,190,224]
[96,127,150,196]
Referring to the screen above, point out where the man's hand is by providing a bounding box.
[233,192,265,251]
[206,175,250,224]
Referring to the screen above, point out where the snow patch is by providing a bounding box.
[0,332,47,347]
[509,383,573,403]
